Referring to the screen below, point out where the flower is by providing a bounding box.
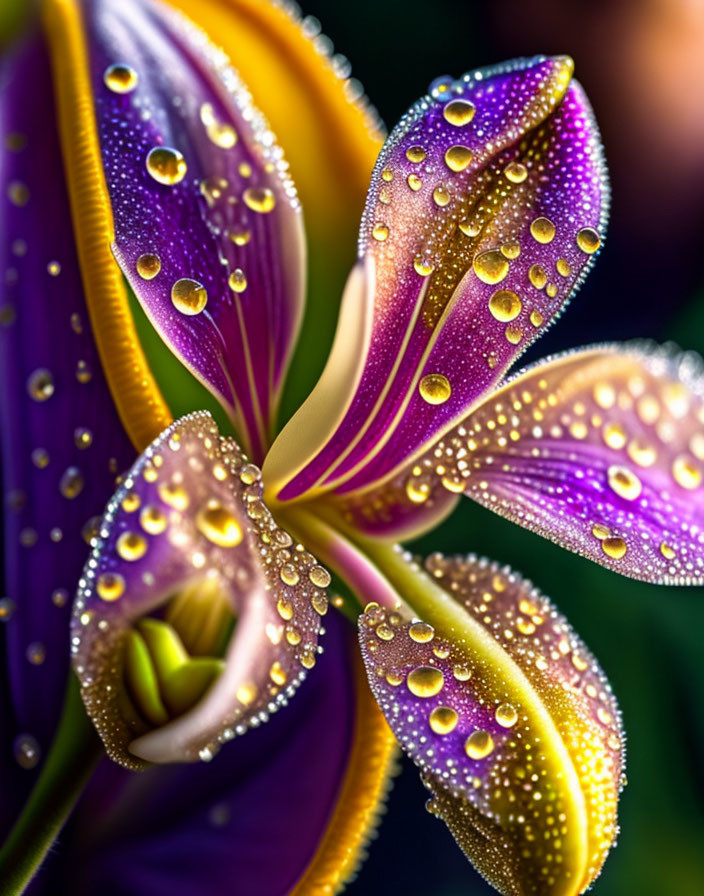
[3,0,704,894]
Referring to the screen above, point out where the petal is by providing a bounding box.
[71,412,330,767]
[162,0,385,415]
[58,612,397,896]
[359,549,624,896]
[267,55,608,500]
[407,343,704,583]
[47,0,306,463]
[0,34,134,749]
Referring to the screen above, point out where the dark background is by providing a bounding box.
[294,2,704,894]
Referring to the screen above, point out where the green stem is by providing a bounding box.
[0,674,104,894]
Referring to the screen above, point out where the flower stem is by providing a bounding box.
[0,674,103,894]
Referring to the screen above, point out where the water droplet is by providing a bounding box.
[419,373,451,405]
[530,217,555,244]
[602,536,627,560]
[429,706,458,734]
[576,227,601,254]
[97,572,125,601]
[270,661,287,686]
[228,269,247,292]
[309,566,331,588]
[414,257,435,276]
[407,666,444,697]
[200,103,237,149]
[672,455,702,490]
[530,309,544,327]
[14,734,41,769]
[31,448,49,468]
[196,501,243,547]
[140,504,167,535]
[660,542,676,560]
[243,187,276,213]
[116,531,148,561]
[504,161,528,183]
[409,622,435,643]
[227,228,251,246]
[171,278,207,315]
[7,181,29,206]
[495,702,518,728]
[372,223,389,241]
[445,145,473,172]
[407,173,422,191]
[406,145,426,163]
[26,641,45,665]
[280,563,300,586]
[146,147,187,185]
[607,465,642,501]
[104,63,138,94]
[47,261,61,277]
[27,368,54,402]
[159,482,189,510]
[59,466,84,499]
[528,264,547,289]
[488,289,521,322]
[75,360,92,383]
[465,728,494,760]
[136,253,161,280]
[556,258,571,277]
[0,597,16,621]
[474,249,509,285]
[443,99,475,126]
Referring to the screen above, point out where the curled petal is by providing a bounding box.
[72,412,330,768]
[0,35,134,747]
[410,344,704,583]
[359,550,624,896]
[77,0,305,461]
[269,55,607,500]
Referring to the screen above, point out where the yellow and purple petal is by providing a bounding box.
[268,55,607,502]
[66,611,397,896]
[72,412,329,767]
[359,549,624,896]
[0,34,135,749]
[74,0,306,461]
[406,344,704,583]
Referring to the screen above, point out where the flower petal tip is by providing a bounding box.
[71,411,331,768]
[359,552,624,896]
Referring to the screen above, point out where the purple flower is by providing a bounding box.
[3,0,702,894]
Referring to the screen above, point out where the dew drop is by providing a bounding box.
[473,249,509,285]
[59,466,84,499]
[465,728,494,760]
[504,161,528,183]
[406,145,426,163]
[196,501,243,547]
[444,145,473,172]
[243,187,276,213]
[96,572,125,601]
[27,368,54,402]
[146,147,187,185]
[136,253,161,280]
[419,373,451,405]
[495,702,518,728]
[228,269,247,293]
[171,278,207,315]
[104,63,138,94]
[602,536,627,560]
[429,706,458,734]
[530,216,555,244]
[576,227,601,254]
[409,622,435,643]
[443,99,475,126]
[14,733,41,769]
[488,288,521,322]
[116,531,148,561]
[140,504,167,535]
[407,666,444,697]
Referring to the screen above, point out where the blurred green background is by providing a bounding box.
[3,0,704,894]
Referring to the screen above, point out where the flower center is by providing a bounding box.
[123,578,236,728]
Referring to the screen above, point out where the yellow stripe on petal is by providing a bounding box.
[290,651,398,896]
[42,0,172,451]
